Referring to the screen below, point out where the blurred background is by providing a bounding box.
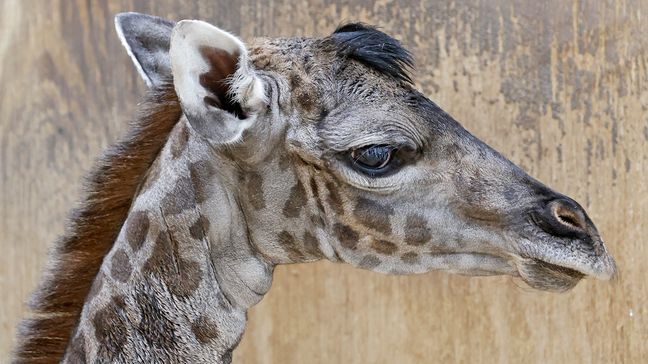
[0,0,646,362]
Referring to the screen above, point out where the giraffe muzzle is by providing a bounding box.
[514,195,617,291]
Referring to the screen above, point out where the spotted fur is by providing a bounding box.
[13,84,181,363]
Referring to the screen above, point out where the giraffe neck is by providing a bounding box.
[64,119,274,363]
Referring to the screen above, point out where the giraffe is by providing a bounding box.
[13,12,617,363]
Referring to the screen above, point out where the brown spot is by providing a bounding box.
[371,239,398,255]
[144,231,203,297]
[189,160,216,204]
[125,211,149,251]
[460,205,503,225]
[191,315,220,344]
[310,214,325,228]
[198,46,243,116]
[295,89,315,112]
[199,47,238,91]
[135,290,178,349]
[189,215,211,241]
[288,72,303,88]
[170,124,189,159]
[334,223,359,250]
[277,230,305,262]
[245,172,266,210]
[93,296,129,359]
[66,331,86,363]
[278,152,292,170]
[325,181,344,214]
[303,231,323,258]
[161,177,196,215]
[405,214,431,246]
[401,252,420,264]
[309,177,326,213]
[358,255,381,269]
[110,249,132,283]
[354,198,394,235]
[283,181,306,218]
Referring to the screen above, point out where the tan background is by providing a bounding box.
[1,0,646,363]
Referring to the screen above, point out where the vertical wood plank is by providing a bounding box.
[1,0,646,362]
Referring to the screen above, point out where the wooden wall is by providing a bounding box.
[1,0,646,362]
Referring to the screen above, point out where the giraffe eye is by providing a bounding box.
[349,145,395,174]
[345,144,418,178]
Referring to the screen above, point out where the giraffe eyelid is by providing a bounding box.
[343,143,418,178]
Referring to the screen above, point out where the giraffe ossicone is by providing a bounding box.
[14,12,616,363]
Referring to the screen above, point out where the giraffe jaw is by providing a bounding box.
[415,252,585,292]
[430,251,608,292]
[509,234,617,292]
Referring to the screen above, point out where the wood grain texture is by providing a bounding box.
[1,0,646,362]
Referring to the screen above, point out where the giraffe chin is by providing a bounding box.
[426,253,584,292]
[516,259,585,292]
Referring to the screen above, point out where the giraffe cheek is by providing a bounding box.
[353,197,394,235]
[333,223,359,250]
[404,213,432,246]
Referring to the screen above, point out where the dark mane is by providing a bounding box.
[329,23,414,84]
[13,83,182,363]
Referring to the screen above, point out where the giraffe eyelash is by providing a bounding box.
[345,144,417,178]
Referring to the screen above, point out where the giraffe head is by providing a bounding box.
[116,13,616,292]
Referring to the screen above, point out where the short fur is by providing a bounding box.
[13,84,181,363]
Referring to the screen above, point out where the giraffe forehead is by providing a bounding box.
[249,35,421,121]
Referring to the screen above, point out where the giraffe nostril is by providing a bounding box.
[533,198,590,239]
[556,213,579,228]
[553,206,584,230]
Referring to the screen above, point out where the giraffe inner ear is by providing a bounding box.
[170,20,267,144]
[114,12,174,88]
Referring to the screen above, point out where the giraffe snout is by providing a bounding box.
[523,194,617,282]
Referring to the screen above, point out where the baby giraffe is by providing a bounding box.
[14,13,616,363]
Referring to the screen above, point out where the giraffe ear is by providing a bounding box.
[114,12,174,88]
[170,20,267,144]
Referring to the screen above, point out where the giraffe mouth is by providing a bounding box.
[508,233,617,292]
[507,214,617,292]
[425,252,585,292]
[431,253,588,292]
[515,258,585,292]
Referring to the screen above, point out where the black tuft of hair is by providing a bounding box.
[329,23,414,84]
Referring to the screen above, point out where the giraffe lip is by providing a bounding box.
[515,258,585,292]
[513,248,617,292]
[517,220,617,284]
[532,251,617,280]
